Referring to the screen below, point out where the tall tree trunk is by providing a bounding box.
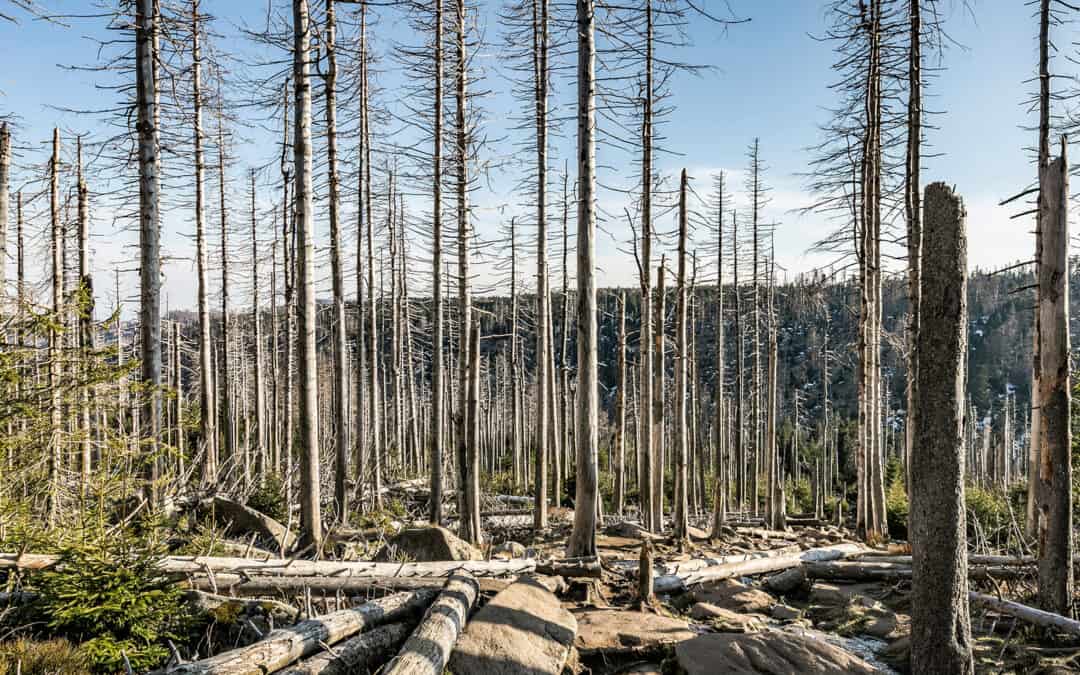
[910,182,974,675]
[324,0,349,521]
[567,0,597,558]
[710,174,726,537]
[217,121,234,478]
[904,0,922,494]
[1036,141,1072,616]
[293,0,322,550]
[615,291,627,516]
[639,0,654,532]
[47,129,62,525]
[454,0,477,544]
[77,137,94,488]
[532,0,551,533]
[0,123,7,310]
[192,0,217,484]
[673,169,689,545]
[250,170,267,483]
[429,0,445,525]
[136,0,162,508]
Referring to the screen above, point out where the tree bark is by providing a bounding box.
[293,0,322,551]
[1036,141,1072,616]
[382,574,478,675]
[910,182,973,675]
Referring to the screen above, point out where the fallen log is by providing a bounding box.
[182,590,299,624]
[162,589,436,675]
[855,553,1037,567]
[382,573,479,675]
[969,591,1080,637]
[653,543,864,594]
[0,553,538,578]
[804,560,1029,582]
[183,573,511,596]
[276,622,415,675]
[536,557,602,578]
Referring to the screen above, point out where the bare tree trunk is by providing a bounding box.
[250,170,267,483]
[910,182,974,675]
[76,137,94,488]
[651,261,665,531]
[462,320,482,544]
[293,0,322,550]
[567,0,598,559]
[428,0,445,525]
[1029,0,1051,540]
[639,0,655,532]
[710,175,726,537]
[454,0,475,544]
[364,17,382,510]
[322,0,349,521]
[47,128,62,525]
[136,0,162,508]
[904,0,922,494]
[1036,141,1072,616]
[0,123,7,309]
[673,169,689,545]
[192,0,217,484]
[217,121,234,479]
[615,291,627,516]
[532,0,551,532]
[733,212,744,514]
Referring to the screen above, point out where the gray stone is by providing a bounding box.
[693,578,775,614]
[574,608,695,655]
[449,577,576,675]
[689,603,765,633]
[676,630,878,675]
[373,526,482,562]
[764,566,807,594]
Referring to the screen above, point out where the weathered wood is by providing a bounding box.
[276,622,415,675]
[183,574,510,596]
[970,591,1080,637]
[181,590,299,623]
[164,590,435,675]
[382,573,479,675]
[653,543,863,594]
[804,561,1028,582]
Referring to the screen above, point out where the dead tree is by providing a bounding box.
[1036,140,1072,616]
[48,128,61,524]
[673,168,689,545]
[293,0,322,550]
[136,0,162,507]
[910,182,973,674]
[249,170,266,482]
[567,0,599,559]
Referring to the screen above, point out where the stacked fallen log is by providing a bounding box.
[803,560,1031,582]
[163,589,436,674]
[383,573,479,675]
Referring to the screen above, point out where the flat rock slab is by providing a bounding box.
[374,526,482,562]
[574,609,696,655]
[676,629,879,675]
[694,578,776,614]
[449,577,576,675]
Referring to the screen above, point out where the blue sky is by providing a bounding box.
[0,0,1050,312]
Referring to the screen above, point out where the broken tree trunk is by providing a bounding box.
[382,573,479,675]
[165,590,435,675]
[198,496,297,554]
[184,574,510,597]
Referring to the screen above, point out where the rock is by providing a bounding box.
[808,582,877,608]
[675,630,878,675]
[492,541,527,559]
[199,496,297,553]
[449,577,576,675]
[687,525,710,540]
[622,665,663,675]
[373,526,482,562]
[606,521,664,541]
[689,603,765,633]
[574,609,695,655]
[694,578,775,614]
[764,566,807,594]
[770,604,803,622]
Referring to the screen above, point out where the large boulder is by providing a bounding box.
[693,578,775,614]
[198,496,297,553]
[676,629,878,675]
[573,609,695,656]
[373,526,482,562]
[449,577,576,675]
